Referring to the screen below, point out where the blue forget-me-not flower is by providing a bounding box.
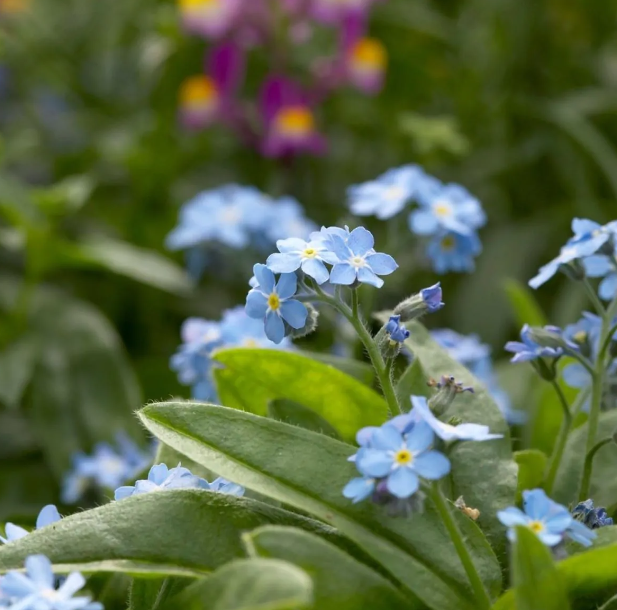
[245,264,308,344]
[385,315,409,343]
[266,237,340,284]
[497,488,596,547]
[1,505,61,545]
[0,554,102,609]
[426,230,482,274]
[505,324,564,363]
[572,499,614,529]
[583,252,617,301]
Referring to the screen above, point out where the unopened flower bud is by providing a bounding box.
[289,303,319,339]
[428,375,474,416]
[559,260,586,282]
[531,358,558,382]
[526,325,577,351]
[376,315,409,359]
[393,283,444,322]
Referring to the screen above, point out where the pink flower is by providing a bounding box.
[179,43,245,130]
[259,76,326,158]
[309,0,373,25]
[178,0,243,39]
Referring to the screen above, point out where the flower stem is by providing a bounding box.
[579,437,613,503]
[583,277,606,317]
[544,381,572,495]
[431,483,491,610]
[311,285,402,415]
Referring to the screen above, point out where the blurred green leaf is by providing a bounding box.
[0,334,39,408]
[213,349,388,444]
[503,279,548,328]
[303,352,374,386]
[513,450,547,502]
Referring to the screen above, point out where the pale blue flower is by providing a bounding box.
[245,264,308,344]
[355,421,450,499]
[115,463,206,500]
[1,506,61,545]
[497,488,596,547]
[348,165,427,219]
[266,237,339,284]
[583,253,617,301]
[328,227,398,288]
[410,396,503,442]
[0,555,102,609]
[263,196,317,243]
[343,477,376,503]
[219,306,292,349]
[410,182,486,236]
[207,477,245,497]
[529,218,617,289]
[505,324,563,362]
[426,230,481,274]
[385,315,409,343]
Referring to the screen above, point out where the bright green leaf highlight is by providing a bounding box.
[503,279,548,328]
[514,450,548,502]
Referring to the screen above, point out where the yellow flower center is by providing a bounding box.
[394,449,413,465]
[303,248,317,258]
[243,338,258,347]
[179,0,221,14]
[179,76,218,107]
[268,293,280,311]
[350,38,387,70]
[351,256,365,268]
[528,520,545,534]
[275,106,315,137]
[384,185,405,201]
[573,330,587,344]
[441,236,456,251]
[433,201,451,216]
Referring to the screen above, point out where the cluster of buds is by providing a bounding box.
[176,0,389,158]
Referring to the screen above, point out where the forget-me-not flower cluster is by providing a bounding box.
[115,463,244,500]
[0,554,102,609]
[571,499,614,529]
[1,505,61,545]
[505,324,565,363]
[497,488,596,548]
[171,305,292,400]
[62,433,153,504]
[347,165,486,274]
[166,185,317,279]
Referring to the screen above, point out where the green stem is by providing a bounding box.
[583,277,606,316]
[579,437,613,502]
[544,381,573,495]
[351,287,359,320]
[431,483,491,610]
[312,285,402,415]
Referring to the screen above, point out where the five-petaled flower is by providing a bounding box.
[245,264,308,344]
[266,237,339,284]
[505,324,564,363]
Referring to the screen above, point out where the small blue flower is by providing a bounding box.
[410,182,486,236]
[1,505,61,545]
[219,306,293,349]
[529,218,617,289]
[409,396,503,442]
[115,463,206,500]
[583,253,617,301]
[262,196,317,244]
[266,237,339,285]
[572,499,614,529]
[245,264,308,344]
[347,165,427,219]
[426,230,481,274]
[385,315,409,343]
[342,476,377,503]
[0,554,102,609]
[421,283,444,312]
[207,477,245,497]
[355,421,450,499]
[497,488,595,547]
[505,324,563,363]
[328,227,398,288]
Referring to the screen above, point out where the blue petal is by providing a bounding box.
[537,531,563,547]
[277,237,307,253]
[267,252,301,274]
[386,467,419,498]
[572,218,601,236]
[347,227,374,256]
[4,523,29,541]
[264,311,285,344]
[25,554,54,588]
[366,253,398,275]
[253,264,275,294]
[562,363,590,389]
[599,273,617,301]
[529,261,559,289]
[405,420,435,453]
[522,489,551,521]
[0,572,36,597]
[356,426,379,446]
[330,263,357,285]
[343,477,375,503]
[280,300,308,329]
[245,290,268,319]
[412,450,450,479]
[583,255,612,277]
[409,209,439,235]
[371,425,404,451]
[301,258,329,284]
[497,507,529,527]
[357,266,384,288]
[356,449,393,477]
[114,486,136,500]
[36,505,61,529]
[148,463,170,486]
[275,273,298,300]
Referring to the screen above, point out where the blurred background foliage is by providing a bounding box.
[1,0,617,522]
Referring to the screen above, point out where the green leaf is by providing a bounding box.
[268,399,342,440]
[395,357,431,407]
[140,402,503,610]
[0,334,39,408]
[513,450,548,503]
[503,279,548,328]
[213,348,388,444]
[552,410,617,508]
[71,236,192,295]
[512,526,570,610]
[303,351,374,386]
[169,558,313,610]
[599,594,617,610]
[245,526,412,610]
[400,321,517,562]
[0,490,338,575]
[129,578,182,610]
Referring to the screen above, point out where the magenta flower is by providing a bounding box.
[259,76,326,158]
[309,0,374,24]
[179,42,244,130]
[178,0,243,39]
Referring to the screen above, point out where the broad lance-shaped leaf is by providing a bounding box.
[169,558,313,610]
[213,348,388,443]
[400,320,517,562]
[139,402,502,610]
[552,410,617,508]
[245,526,411,610]
[0,490,339,575]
